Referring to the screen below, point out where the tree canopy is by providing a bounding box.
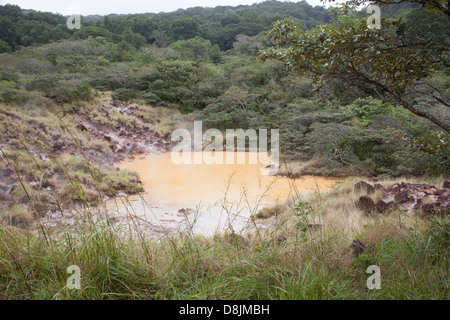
[262,1,449,132]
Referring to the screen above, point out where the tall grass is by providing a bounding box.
[0,105,448,300]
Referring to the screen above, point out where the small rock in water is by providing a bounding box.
[177,208,194,216]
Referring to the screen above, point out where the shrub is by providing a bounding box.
[112,88,138,102]
[48,80,92,104]
[59,182,100,206]
[0,80,27,104]
[343,98,391,128]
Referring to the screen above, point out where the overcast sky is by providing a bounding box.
[0,0,339,16]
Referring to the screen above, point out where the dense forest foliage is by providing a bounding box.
[0,1,333,52]
[0,0,448,177]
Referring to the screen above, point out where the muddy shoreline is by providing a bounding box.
[75,100,175,164]
[1,97,343,237]
[0,97,176,232]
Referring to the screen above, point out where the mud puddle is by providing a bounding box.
[106,152,341,236]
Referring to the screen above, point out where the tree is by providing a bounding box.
[121,27,147,48]
[170,37,213,61]
[0,40,12,53]
[221,86,252,111]
[261,15,449,133]
[233,33,268,56]
[169,18,200,41]
[327,0,449,19]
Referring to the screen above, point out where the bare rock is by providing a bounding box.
[354,181,375,195]
[420,201,449,219]
[400,182,409,189]
[443,181,450,189]
[355,196,375,214]
[376,200,389,214]
[413,198,423,210]
[374,183,386,192]
[387,201,396,209]
[424,188,437,195]
[394,190,412,203]
[387,184,400,194]
[438,193,450,202]
[422,203,443,216]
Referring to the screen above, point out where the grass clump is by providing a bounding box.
[254,204,284,220]
[10,183,48,216]
[0,205,32,228]
[108,108,136,129]
[59,183,101,206]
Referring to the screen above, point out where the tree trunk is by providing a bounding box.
[389,92,450,134]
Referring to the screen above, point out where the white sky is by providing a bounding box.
[0,0,341,16]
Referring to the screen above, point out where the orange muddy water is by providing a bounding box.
[110,152,341,236]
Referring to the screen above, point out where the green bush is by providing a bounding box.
[408,131,450,177]
[48,80,92,104]
[0,80,27,104]
[343,98,391,128]
[112,88,138,102]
